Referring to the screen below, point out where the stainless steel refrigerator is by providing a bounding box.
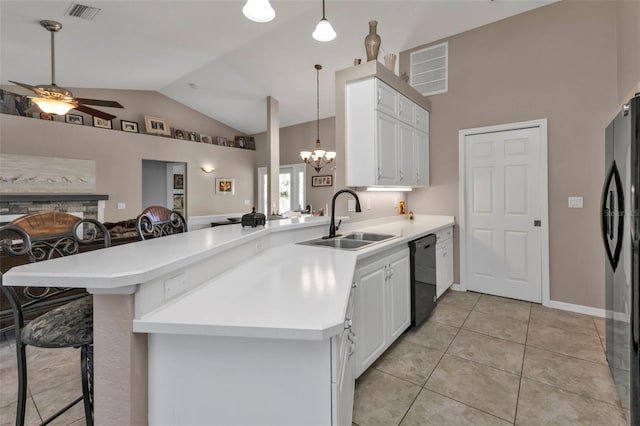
[602,93,639,425]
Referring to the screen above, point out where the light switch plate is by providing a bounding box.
[366,199,372,210]
[117,202,126,210]
[244,199,250,205]
[568,196,583,208]
[347,199,356,212]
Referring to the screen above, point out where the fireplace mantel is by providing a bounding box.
[0,194,109,202]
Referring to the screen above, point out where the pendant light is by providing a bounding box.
[242,0,275,23]
[300,65,336,173]
[312,0,336,42]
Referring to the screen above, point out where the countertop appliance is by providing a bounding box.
[601,93,639,425]
[409,234,437,327]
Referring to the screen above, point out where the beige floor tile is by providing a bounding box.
[47,400,86,426]
[529,305,598,336]
[399,389,511,426]
[527,322,606,364]
[374,338,444,386]
[473,295,531,322]
[447,329,525,374]
[0,394,41,426]
[425,355,519,422]
[437,291,481,311]
[402,320,459,352]
[515,378,627,426]
[462,310,528,344]
[0,349,19,408]
[593,316,606,339]
[522,346,621,406]
[353,369,421,426]
[429,304,470,328]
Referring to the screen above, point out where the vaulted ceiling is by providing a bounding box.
[0,0,556,134]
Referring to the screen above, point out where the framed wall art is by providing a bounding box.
[120,120,139,133]
[144,115,171,135]
[311,175,333,187]
[173,173,184,190]
[200,135,212,144]
[93,116,112,129]
[215,178,235,195]
[66,114,83,125]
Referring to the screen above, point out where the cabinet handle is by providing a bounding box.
[377,89,381,105]
[351,282,358,288]
[399,171,404,181]
[344,319,353,329]
[416,172,420,182]
[399,103,403,113]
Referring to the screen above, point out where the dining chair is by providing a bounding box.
[135,205,187,240]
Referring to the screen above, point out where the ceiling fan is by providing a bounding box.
[9,20,123,121]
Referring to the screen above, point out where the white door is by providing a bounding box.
[462,125,546,303]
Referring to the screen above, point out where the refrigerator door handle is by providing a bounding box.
[601,162,625,271]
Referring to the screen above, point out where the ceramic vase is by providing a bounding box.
[364,20,381,62]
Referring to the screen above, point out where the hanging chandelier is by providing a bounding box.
[300,64,336,173]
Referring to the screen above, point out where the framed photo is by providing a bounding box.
[187,131,199,142]
[120,120,139,133]
[173,194,184,210]
[144,115,170,135]
[66,113,83,125]
[216,136,227,146]
[200,134,212,144]
[173,173,184,190]
[215,178,235,195]
[40,112,54,121]
[246,136,256,150]
[234,136,246,149]
[93,116,112,129]
[312,175,333,187]
[173,128,185,140]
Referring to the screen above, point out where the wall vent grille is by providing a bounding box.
[410,42,448,96]
[65,3,101,20]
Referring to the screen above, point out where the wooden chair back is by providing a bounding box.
[135,205,187,240]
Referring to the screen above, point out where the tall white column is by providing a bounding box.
[267,96,280,215]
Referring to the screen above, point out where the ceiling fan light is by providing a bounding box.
[32,97,74,115]
[242,0,275,23]
[312,18,336,42]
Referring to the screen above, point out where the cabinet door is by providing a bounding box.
[416,130,429,187]
[398,123,416,186]
[436,238,454,298]
[354,263,387,378]
[398,94,415,125]
[388,253,411,341]
[376,112,399,185]
[376,79,397,117]
[415,107,429,133]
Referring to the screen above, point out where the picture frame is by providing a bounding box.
[311,175,333,187]
[234,136,246,149]
[216,136,228,146]
[173,129,185,140]
[66,113,84,125]
[93,116,112,129]
[215,178,235,195]
[187,131,199,142]
[173,194,184,210]
[40,112,54,121]
[120,120,139,133]
[173,173,184,190]
[246,136,256,150]
[144,115,170,135]
[200,134,212,144]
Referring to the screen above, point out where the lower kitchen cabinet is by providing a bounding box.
[436,226,454,298]
[353,246,411,378]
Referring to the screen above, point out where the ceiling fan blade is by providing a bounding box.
[73,104,116,121]
[75,98,124,109]
[8,80,47,97]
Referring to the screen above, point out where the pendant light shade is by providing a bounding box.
[300,64,336,173]
[242,0,275,23]
[312,0,336,42]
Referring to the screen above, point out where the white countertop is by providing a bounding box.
[4,214,454,340]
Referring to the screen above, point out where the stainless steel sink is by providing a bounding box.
[306,239,373,249]
[341,232,395,242]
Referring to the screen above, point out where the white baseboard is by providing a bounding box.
[450,283,463,291]
[544,300,605,318]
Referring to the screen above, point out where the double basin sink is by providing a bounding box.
[298,232,396,250]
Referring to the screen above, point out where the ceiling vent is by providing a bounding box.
[410,42,448,96]
[65,3,101,20]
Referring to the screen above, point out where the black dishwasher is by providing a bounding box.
[409,234,437,327]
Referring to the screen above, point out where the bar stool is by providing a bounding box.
[135,205,187,240]
[0,212,111,426]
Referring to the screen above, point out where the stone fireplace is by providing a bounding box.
[0,194,108,224]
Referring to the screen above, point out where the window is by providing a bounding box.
[410,42,448,96]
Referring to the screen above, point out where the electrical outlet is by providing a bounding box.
[117,202,126,210]
[366,199,372,210]
[347,199,356,212]
[244,199,250,205]
[164,274,185,299]
[568,196,583,208]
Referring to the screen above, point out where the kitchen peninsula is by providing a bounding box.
[3,214,454,425]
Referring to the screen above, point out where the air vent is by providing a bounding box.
[410,42,448,96]
[65,3,101,20]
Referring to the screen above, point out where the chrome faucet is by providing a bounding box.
[328,189,362,238]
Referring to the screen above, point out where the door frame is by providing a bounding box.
[458,119,550,305]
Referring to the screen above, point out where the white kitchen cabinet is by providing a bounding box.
[333,285,356,426]
[353,247,411,378]
[346,77,430,188]
[436,226,454,298]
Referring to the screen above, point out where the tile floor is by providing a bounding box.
[353,291,630,426]
[0,291,630,426]
[0,332,85,426]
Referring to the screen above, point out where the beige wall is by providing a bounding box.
[0,89,257,221]
[400,0,620,309]
[616,0,640,105]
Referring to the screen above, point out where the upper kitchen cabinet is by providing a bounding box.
[344,71,430,188]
